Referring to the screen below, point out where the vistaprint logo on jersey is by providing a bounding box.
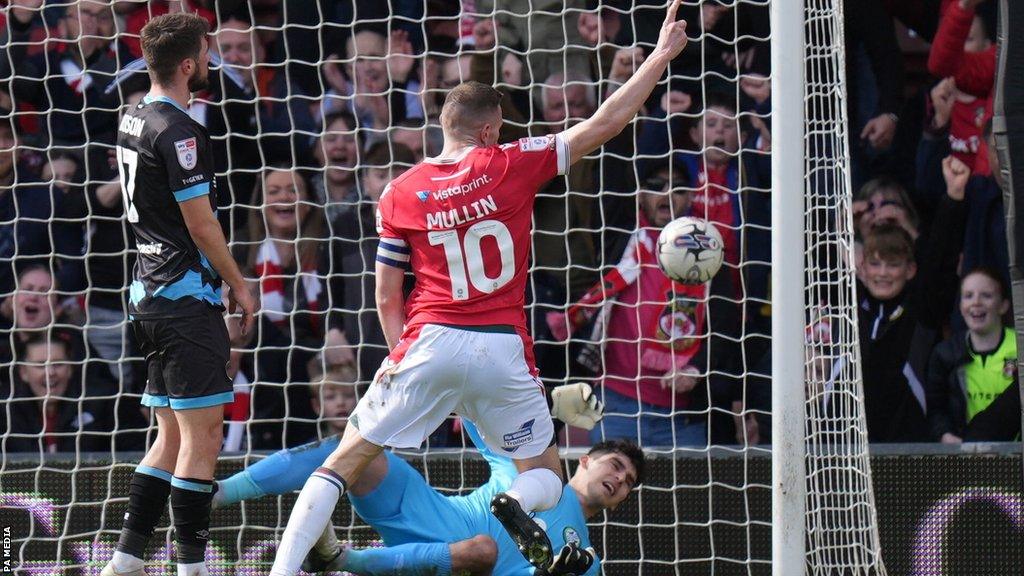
[416,190,429,202]
[432,173,492,201]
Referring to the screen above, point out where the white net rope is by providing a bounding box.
[0,1,876,574]
[802,0,887,573]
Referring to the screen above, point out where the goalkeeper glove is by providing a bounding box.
[534,542,596,576]
[550,382,603,430]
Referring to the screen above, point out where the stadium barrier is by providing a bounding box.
[1,444,1020,575]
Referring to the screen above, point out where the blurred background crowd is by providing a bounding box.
[0,0,1018,456]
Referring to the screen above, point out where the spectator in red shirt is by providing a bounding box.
[547,159,739,447]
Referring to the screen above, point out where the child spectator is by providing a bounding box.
[926,267,1015,443]
[308,364,359,439]
[857,215,961,442]
[678,92,772,358]
[310,111,360,223]
[0,331,115,453]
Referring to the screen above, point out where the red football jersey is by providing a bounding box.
[376,134,569,330]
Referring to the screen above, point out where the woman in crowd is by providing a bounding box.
[233,164,328,447]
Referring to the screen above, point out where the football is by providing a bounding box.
[656,217,725,285]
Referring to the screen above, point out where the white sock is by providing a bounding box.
[176,561,207,576]
[311,524,341,559]
[269,469,345,576]
[506,468,562,513]
[111,551,144,573]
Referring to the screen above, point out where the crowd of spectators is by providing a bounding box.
[0,0,1019,455]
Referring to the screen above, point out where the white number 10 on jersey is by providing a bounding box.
[428,219,514,301]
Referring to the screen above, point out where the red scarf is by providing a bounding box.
[559,216,708,372]
[254,239,322,330]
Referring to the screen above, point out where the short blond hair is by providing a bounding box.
[309,364,357,396]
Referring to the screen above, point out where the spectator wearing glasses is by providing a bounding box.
[852,177,922,272]
[0,0,129,148]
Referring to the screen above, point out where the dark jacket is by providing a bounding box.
[0,366,116,453]
[857,196,963,442]
[857,287,933,442]
[0,20,129,146]
[963,379,1021,441]
[0,179,86,295]
[926,331,971,440]
[845,0,905,118]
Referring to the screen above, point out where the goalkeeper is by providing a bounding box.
[213,384,635,575]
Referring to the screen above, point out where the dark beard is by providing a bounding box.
[188,71,209,92]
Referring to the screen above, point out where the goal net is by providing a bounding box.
[799,0,888,572]
[0,1,884,574]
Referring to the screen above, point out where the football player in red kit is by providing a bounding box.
[271,2,689,574]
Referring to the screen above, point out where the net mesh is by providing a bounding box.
[0,1,878,574]
[802,0,887,573]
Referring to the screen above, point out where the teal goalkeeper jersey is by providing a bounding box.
[453,423,600,576]
[346,421,600,576]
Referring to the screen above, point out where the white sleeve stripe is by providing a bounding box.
[377,246,410,262]
[379,237,408,249]
[555,133,569,175]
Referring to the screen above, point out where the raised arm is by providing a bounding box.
[562,0,688,166]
